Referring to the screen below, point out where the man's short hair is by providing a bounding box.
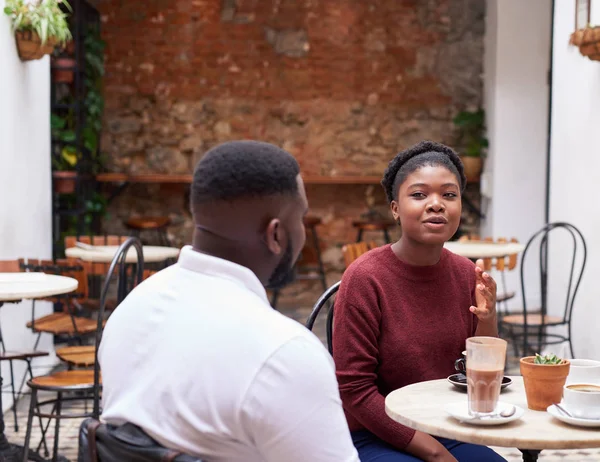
[191,140,300,206]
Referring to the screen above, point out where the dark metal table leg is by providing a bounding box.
[520,449,542,461]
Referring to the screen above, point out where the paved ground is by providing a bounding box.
[3,299,600,461]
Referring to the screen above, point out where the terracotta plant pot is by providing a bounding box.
[520,356,571,411]
[52,57,76,83]
[53,171,77,194]
[460,156,482,182]
[15,30,57,61]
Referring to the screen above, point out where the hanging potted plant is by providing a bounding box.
[3,0,72,61]
[520,353,571,411]
[453,108,488,182]
[51,48,76,83]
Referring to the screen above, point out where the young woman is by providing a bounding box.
[333,141,506,462]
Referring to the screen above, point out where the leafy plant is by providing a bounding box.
[453,108,489,158]
[3,0,72,46]
[534,353,564,365]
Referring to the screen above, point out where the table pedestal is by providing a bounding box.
[520,449,542,461]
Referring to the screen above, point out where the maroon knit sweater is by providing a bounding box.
[332,244,478,450]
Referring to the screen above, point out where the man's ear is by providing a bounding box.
[265,218,282,255]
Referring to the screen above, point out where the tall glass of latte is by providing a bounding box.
[466,336,507,417]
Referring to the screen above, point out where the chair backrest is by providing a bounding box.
[19,257,90,305]
[0,259,20,272]
[520,222,587,325]
[65,235,130,276]
[78,418,202,462]
[342,241,377,269]
[93,237,144,418]
[305,281,341,354]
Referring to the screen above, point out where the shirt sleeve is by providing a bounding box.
[240,335,359,462]
[333,270,417,450]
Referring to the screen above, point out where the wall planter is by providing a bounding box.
[53,171,77,194]
[15,30,57,61]
[52,57,76,83]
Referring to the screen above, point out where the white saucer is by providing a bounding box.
[444,401,524,426]
[547,404,600,428]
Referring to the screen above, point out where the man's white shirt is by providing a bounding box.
[99,246,359,462]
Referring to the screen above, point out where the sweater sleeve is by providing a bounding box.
[332,268,416,450]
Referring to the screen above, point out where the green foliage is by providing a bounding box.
[3,0,72,46]
[533,353,564,365]
[453,108,489,158]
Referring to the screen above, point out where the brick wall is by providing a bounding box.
[98,0,485,269]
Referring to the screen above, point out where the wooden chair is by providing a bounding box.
[22,238,145,462]
[342,241,378,269]
[21,258,98,347]
[56,269,158,369]
[0,260,50,434]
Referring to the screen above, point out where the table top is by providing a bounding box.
[65,245,180,263]
[444,241,525,259]
[385,377,600,450]
[0,273,78,302]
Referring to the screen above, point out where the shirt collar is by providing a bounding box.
[177,246,269,304]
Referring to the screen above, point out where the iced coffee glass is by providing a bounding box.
[466,336,507,417]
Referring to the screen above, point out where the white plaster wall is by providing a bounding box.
[0,0,56,412]
[482,0,551,313]
[548,0,600,360]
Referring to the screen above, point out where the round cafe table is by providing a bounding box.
[444,241,525,260]
[65,244,180,263]
[0,272,78,462]
[385,377,600,461]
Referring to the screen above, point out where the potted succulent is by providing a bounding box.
[520,353,571,411]
[453,108,488,181]
[3,0,72,61]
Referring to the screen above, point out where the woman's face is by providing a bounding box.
[391,165,462,246]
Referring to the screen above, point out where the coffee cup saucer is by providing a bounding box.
[447,374,512,391]
[547,403,600,428]
[444,401,524,426]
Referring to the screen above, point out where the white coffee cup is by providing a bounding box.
[566,359,600,385]
[563,383,600,419]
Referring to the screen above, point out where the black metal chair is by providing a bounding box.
[305,281,341,354]
[78,418,202,462]
[499,222,586,359]
[22,237,144,462]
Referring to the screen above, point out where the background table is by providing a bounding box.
[444,241,525,259]
[385,377,600,461]
[66,245,180,263]
[0,272,78,461]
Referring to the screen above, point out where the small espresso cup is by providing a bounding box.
[563,383,600,419]
[454,350,467,374]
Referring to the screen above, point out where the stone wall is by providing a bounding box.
[98,0,485,269]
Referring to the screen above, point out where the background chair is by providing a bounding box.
[22,237,145,462]
[499,222,586,359]
[305,281,341,354]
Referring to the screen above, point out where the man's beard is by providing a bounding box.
[265,241,297,290]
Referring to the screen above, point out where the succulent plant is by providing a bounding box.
[533,353,564,365]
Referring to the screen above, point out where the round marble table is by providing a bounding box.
[444,241,525,259]
[66,245,180,263]
[385,377,600,461]
[0,272,78,461]
[0,272,78,302]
